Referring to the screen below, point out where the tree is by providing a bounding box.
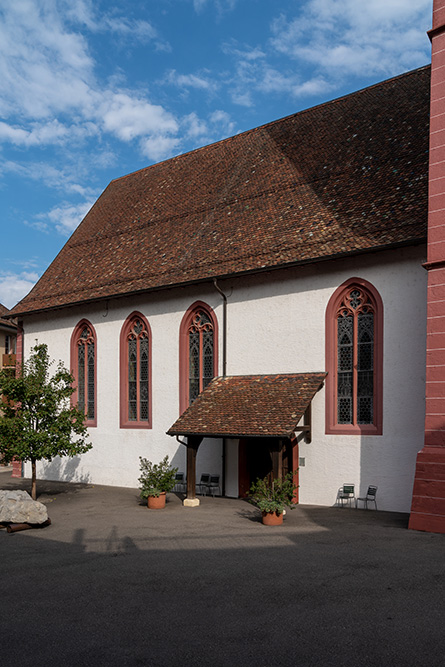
[0,343,92,499]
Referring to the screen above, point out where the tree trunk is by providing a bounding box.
[31,459,37,500]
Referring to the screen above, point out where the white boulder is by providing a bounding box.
[0,490,48,524]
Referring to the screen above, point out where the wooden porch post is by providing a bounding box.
[184,436,202,507]
[271,447,283,480]
[291,436,299,505]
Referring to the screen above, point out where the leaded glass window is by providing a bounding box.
[337,314,353,424]
[188,310,214,405]
[126,317,150,422]
[336,287,375,425]
[75,323,95,421]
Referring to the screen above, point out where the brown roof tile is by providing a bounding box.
[0,304,15,329]
[11,66,430,316]
[167,373,327,438]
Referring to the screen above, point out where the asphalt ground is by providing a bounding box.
[1,467,444,667]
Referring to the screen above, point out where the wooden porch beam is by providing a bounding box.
[293,403,312,443]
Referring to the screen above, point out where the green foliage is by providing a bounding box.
[0,343,91,467]
[138,455,178,498]
[250,472,299,515]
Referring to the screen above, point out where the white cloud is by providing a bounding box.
[183,113,209,139]
[63,0,171,50]
[222,42,266,61]
[100,93,178,141]
[139,135,180,162]
[193,0,208,11]
[0,2,178,160]
[0,123,30,145]
[179,110,236,145]
[0,1,95,119]
[193,0,238,14]
[270,0,431,78]
[0,120,72,147]
[1,160,98,198]
[223,40,333,104]
[34,200,96,236]
[64,0,97,30]
[0,271,39,309]
[257,68,298,94]
[209,110,236,136]
[193,0,238,17]
[101,15,171,52]
[257,68,333,98]
[292,77,334,98]
[221,0,431,107]
[165,69,218,92]
[225,56,263,106]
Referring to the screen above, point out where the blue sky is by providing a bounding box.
[0,0,433,309]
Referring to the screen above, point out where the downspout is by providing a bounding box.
[213,278,228,496]
[213,278,227,376]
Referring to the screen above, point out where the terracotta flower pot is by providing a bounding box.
[147,492,166,509]
[262,510,283,526]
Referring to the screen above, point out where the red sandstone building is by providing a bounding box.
[409,0,445,533]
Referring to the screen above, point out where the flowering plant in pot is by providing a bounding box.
[250,472,298,525]
[138,455,178,509]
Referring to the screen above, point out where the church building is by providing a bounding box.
[8,0,445,533]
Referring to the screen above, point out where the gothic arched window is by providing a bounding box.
[120,312,152,428]
[179,302,218,413]
[326,279,383,435]
[71,320,97,426]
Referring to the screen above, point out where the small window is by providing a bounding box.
[5,335,15,355]
[120,312,152,429]
[71,320,97,426]
[179,302,218,413]
[326,279,383,435]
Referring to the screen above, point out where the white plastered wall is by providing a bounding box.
[22,284,224,489]
[22,245,427,512]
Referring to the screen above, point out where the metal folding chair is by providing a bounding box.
[337,484,356,508]
[198,473,211,495]
[173,472,186,493]
[356,485,378,510]
[207,475,221,497]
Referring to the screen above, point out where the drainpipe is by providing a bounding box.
[213,278,227,377]
[213,278,228,496]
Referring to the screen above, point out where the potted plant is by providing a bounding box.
[138,455,178,509]
[250,472,298,525]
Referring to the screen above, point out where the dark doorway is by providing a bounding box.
[239,438,293,498]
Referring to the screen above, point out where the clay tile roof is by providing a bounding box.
[10,66,430,317]
[167,373,327,438]
[0,304,15,329]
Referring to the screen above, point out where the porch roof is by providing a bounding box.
[167,373,327,439]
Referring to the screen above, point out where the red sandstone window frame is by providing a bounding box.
[325,278,383,436]
[179,301,218,415]
[120,312,152,429]
[70,319,97,427]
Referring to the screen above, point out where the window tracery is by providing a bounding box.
[326,279,382,435]
[120,313,151,428]
[336,288,375,425]
[179,302,218,413]
[188,310,214,404]
[71,320,96,425]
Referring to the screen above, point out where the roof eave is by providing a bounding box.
[0,319,18,331]
[10,236,426,319]
[166,430,294,439]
